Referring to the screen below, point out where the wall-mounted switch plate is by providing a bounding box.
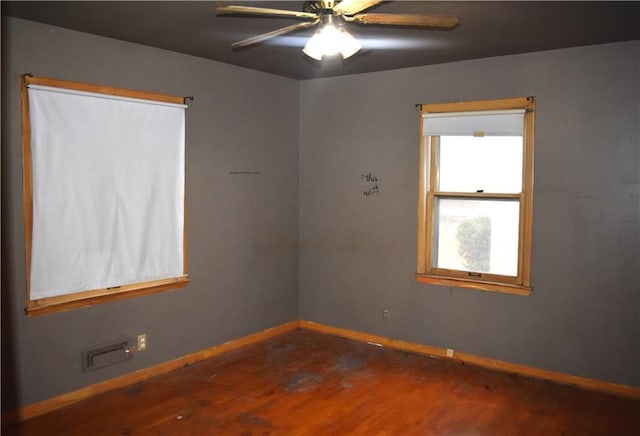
[137,334,147,351]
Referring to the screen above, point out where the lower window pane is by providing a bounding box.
[433,198,519,276]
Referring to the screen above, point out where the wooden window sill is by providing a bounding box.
[26,276,190,317]
[415,274,531,296]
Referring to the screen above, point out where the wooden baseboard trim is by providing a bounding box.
[2,320,299,425]
[299,320,640,400]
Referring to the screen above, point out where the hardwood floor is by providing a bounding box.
[5,329,639,435]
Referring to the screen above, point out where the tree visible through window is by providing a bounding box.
[416,97,535,295]
[457,215,491,272]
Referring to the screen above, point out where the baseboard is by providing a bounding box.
[299,320,640,400]
[2,320,300,425]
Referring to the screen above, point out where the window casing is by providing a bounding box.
[416,97,534,295]
[22,75,189,316]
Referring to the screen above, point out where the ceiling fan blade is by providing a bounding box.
[333,0,384,16]
[231,20,319,49]
[350,13,460,28]
[217,5,317,20]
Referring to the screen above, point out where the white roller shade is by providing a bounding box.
[28,85,186,300]
[423,109,525,136]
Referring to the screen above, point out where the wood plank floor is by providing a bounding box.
[5,329,639,435]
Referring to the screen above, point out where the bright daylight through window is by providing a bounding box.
[416,97,535,295]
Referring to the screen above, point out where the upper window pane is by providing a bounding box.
[438,136,523,193]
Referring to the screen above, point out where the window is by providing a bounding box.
[416,97,535,295]
[22,75,189,315]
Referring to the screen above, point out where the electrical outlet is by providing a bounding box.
[446,348,454,358]
[382,309,390,321]
[137,334,147,351]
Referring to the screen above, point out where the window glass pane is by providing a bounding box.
[433,198,519,276]
[438,136,523,193]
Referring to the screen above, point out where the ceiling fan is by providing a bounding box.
[216,0,460,60]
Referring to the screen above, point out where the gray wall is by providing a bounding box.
[1,17,300,409]
[299,41,639,386]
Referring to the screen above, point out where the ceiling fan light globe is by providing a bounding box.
[303,23,361,60]
[303,32,325,60]
[318,24,342,56]
[338,29,361,59]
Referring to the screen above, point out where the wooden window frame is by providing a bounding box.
[416,97,535,296]
[21,75,189,316]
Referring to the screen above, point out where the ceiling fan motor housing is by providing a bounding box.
[303,1,337,15]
